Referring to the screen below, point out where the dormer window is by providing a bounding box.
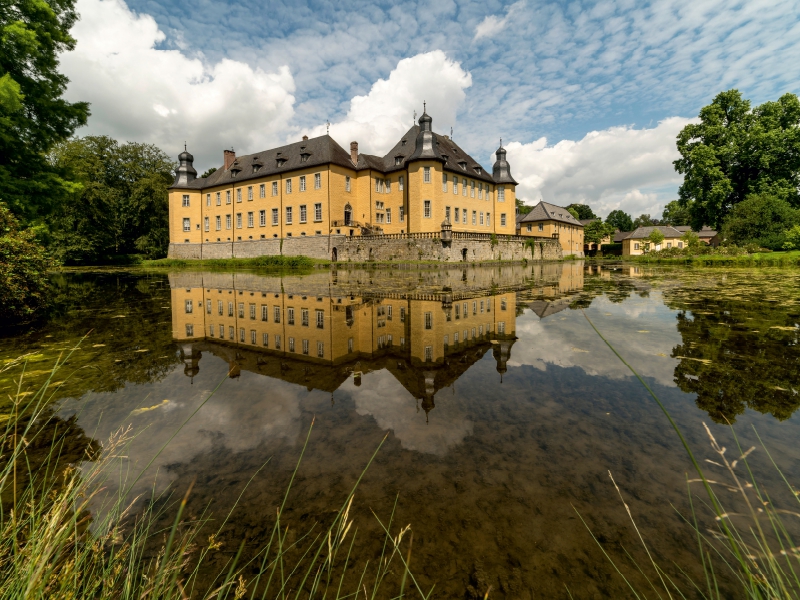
[277,158,287,167]
[459,161,467,170]
[253,165,261,173]
[401,140,407,146]
[394,156,402,166]
[475,167,482,174]
[441,154,448,162]
[300,154,310,163]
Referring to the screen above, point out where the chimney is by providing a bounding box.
[302,135,308,141]
[224,149,236,171]
[350,141,358,165]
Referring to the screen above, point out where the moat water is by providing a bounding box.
[3,263,800,598]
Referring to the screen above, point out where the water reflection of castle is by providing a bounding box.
[170,264,584,416]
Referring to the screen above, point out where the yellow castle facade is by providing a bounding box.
[168,109,519,249]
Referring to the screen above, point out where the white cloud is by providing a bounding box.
[61,0,296,171]
[308,50,472,156]
[504,117,696,217]
[474,1,526,41]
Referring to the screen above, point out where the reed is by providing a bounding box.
[0,346,430,599]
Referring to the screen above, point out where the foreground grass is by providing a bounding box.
[141,254,326,270]
[628,250,800,266]
[0,346,431,599]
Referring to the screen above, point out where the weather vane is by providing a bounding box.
[413,110,416,123]
[184,141,187,151]
[423,100,426,112]
[450,126,453,139]
[326,119,330,135]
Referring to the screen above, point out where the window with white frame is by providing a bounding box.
[314,203,322,221]
[206,193,211,206]
[462,178,467,196]
[248,186,253,200]
[216,192,221,205]
[182,195,190,207]
[424,200,431,218]
[498,186,505,201]
[183,218,190,231]
[423,166,431,182]
[286,206,292,224]
[299,175,306,192]
[204,217,209,231]
[314,173,321,189]
[442,173,448,192]
[316,309,324,328]
[375,178,380,193]
[273,306,281,323]
[501,213,506,226]
[237,188,242,202]
[386,179,391,193]
[247,212,254,227]
[424,312,432,329]
[399,205,405,221]
[226,215,232,229]
[286,179,292,194]
[216,216,221,230]
[262,333,268,347]
[186,324,194,337]
[478,186,483,200]
[399,176,404,191]
[236,213,242,228]
[259,210,266,226]
[386,208,391,223]
[472,210,477,225]
[634,243,640,250]
[538,223,543,231]
[480,212,484,225]
[471,181,475,197]
[275,335,281,349]
[260,184,265,198]
[299,205,307,223]
[317,341,324,358]
[272,181,278,196]
[185,299,193,313]
[345,176,351,192]
[454,207,459,223]
[486,212,490,226]
[272,208,279,225]
[453,178,458,194]
[446,206,451,221]
[302,339,309,355]
[226,190,231,204]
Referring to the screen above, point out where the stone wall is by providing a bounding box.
[168,234,567,262]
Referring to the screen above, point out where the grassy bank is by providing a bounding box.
[628,250,800,266]
[141,254,326,270]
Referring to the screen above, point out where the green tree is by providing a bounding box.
[720,193,800,250]
[605,210,633,231]
[647,228,665,250]
[0,203,55,323]
[783,225,800,250]
[583,220,615,245]
[0,0,90,224]
[661,200,691,226]
[633,214,655,228]
[50,136,174,263]
[674,89,800,230]
[566,203,596,220]
[567,207,580,219]
[681,231,702,252]
[200,167,217,178]
[515,198,533,215]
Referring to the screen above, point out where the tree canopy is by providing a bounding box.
[605,210,633,232]
[720,193,800,250]
[583,220,615,244]
[566,204,596,220]
[633,214,656,228]
[0,0,90,224]
[674,89,800,230]
[515,198,533,215]
[661,201,691,226]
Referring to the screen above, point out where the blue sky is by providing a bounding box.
[61,0,800,217]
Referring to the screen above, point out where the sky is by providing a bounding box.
[60,0,800,218]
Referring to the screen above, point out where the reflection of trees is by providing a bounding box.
[566,271,639,310]
[668,304,800,423]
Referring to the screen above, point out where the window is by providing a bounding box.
[424,346,433,362]
[478,186,483,200]
[206,299,212,314]
[486,212,490,226]
[387,305,393,320]
[498,322,505,334]
[424,311,432,329]
[316,309,324,328]
[218,324,224,338]
[423,166,431,183]
[462,178,467,196]
[314,203,322,221]
[261,305,268,321]
[473,301,477,315]
[472,211,477,225]
[394,156,402,166]
[236,213,242,228]
[527,224,532,232]
[348,338,354,353]
[217,300,223,315]
[183,218,191,232]
[300,205,307,223]
[286,206,293,224]
[375,178,380,193]
[272,181,278,196]
[424,200,431,218]
[216,192,221,205]
[455,304,460,319]
[182,194,190,207]
[301,308,309,327]
[274,306,281,323]
[300,175,306,191]
[471,181,475,197]
[275,335,281,349]
[314,173,321,189]
[454,207,459,223]
[498,186,505,202]
[453,179,458,194]
[289,337,295,352]
[259,210,266,226]
[247,186,253,200]
[400,307,406,322]
[209,324,215,337]
[667,242,672,248]
[250,329,256,344]
[238,302,244,318]
[399,205,404,221]
[184,299,193,313]
[480,212,484,225]
[442,173,448,192]
[317,341,324,358]
[226,191,231,204]
[386,208,391,223]
[272,208,279,225]
[386,179,391,193]
[399,176,404,191]
[286,179,292,194]
[345,176,351,192]
[634,243,640,250]
[237,188,242,203]
[446,206,451,221]
[260,184,265,198]
[247,212,254,227]
[538,223,543,232]
[204,217,209,231]
[287,307,295,325]
[186,324,194,337]
[206,193,211,206]
[501,298,507,311]
[678,241,684,249]
[261,333,268,347]
[302,339,309,355]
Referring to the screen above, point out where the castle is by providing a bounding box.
[167,109,527,260]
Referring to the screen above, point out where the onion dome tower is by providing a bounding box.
[174,144,197,186]
[408,103,443,161]
[492,140,518,185]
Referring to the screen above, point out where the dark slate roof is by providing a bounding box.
[579,218,600,226]
[170,135,356,190]
[624,226,684,239]
[516,201,585,227]
[613,230,630,242]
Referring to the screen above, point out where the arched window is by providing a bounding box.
[344,204,352,225]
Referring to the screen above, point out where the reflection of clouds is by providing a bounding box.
[509,293,681,387]
[59,355,306,506]
[345,370,473,456]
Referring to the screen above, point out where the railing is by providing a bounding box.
[356,231,555,242]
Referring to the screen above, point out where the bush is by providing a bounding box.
[721,193,800,249]
[782,224,800,250]
[0,203,56,324]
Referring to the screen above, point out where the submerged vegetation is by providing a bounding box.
[142,254,323,271]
